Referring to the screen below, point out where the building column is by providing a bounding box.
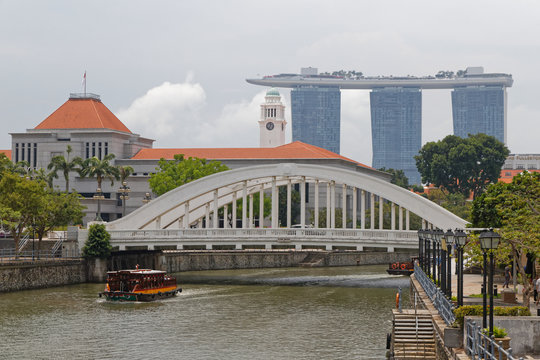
[242,181,247,228]
[223,203,228,228]
[342,184,347,228]
[352,187,357,229]
[249,194,254,228]
[370,193,375,229]
[287,179,292,228]
[361,190,366,229]
[398,205,403,231]
[300,177,306,228]
[155,216,161,230]
[314,180,319,228]
[213,190,219,228]
[422,219,426,229]
[184,202,190,229]
[391,202,395,230]
[259,189,264,228]
[330,181,336,229]
[379,196,384,230]
[326,182,331,229]
[232,192,237,229]
[205,204,210,228]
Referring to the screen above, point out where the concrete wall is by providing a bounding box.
[465,316,540,356]
[0,260,86,292]
[105,250,414,273]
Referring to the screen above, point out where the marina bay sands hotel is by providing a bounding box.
[246,67,513,184]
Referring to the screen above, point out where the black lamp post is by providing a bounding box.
[93,187,105,221]
[425,229,431,276]
[118,181,131,217]
[437,229,445,293]
[31,219,35,261]
[430,229,435,279]
[418,229,423,270]
[454,229,467,307]
[479,229,501,336]
[445,229,454,299]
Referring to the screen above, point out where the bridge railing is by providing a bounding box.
[414,262,456,325]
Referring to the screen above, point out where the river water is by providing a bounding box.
[0,265,409,360]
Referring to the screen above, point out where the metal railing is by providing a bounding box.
[414,262,456,325]
[17,233,30,252]
[465,320,523,360]
[0,248,80,262]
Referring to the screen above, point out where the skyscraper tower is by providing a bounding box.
[291,86,341,154]
[259,88,287,147]
[370,87,422,184]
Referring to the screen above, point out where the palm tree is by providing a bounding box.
[47,145,79,192]
[118,165,134,217]
[77,153,120,220]
[33,168,55,188]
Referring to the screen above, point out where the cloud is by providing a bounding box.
[117,77,206,142]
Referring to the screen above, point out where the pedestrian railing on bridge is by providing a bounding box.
[0,248,80,263]
[465,320,523,360]
[414,262,456,325]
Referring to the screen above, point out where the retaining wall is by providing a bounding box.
[0,260,86,292]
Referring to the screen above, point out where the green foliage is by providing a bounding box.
[82,224,112,258]
[415,133,509,198]
[76,154,120,189]
[427,189,471,221]
[311,208,349,228]
[453,305,530,328]
[149,154,229,196]
[492,326,508,338]
[47,145,78,192]
[379,167,411,187]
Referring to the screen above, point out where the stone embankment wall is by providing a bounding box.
[106,250,414,274]
[0,260,86,293]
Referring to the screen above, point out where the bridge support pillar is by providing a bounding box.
[406,209,410,230]
[352,187,357,229]
[356,245,364,252]
[379,196,384,230]
[242,182,247,229]
[342,184,347,229]
[224,204,228,228]
[314,180,319,228]
[249,194,254,228]
[326,182,331,228]
[399,206,403,230]
[361,190,365,229]
[387,246,395,253]
[287,179,292,228]
[235,244,242,250]
[176,244,183,250]
[370,193,375,229]
[391,203,396,230]
[301,177,306,228]
[232,192,237,228]
[259,189,264,228]
[214,190,219,229]
[265,243,272,250]
[206,244,212,250]
[295,244,302,250]
[326,244,332,251]
[330,181,336,229]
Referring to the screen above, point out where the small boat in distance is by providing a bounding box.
[99,267,181,301]
[386,260,414,276]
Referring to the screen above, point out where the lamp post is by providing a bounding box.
[118,181,131,217]
[479,229,501,336]
[454,229,467,307]
[418,229,423,270]
[427,229,433,278]
[31,219,35,261]
[436,229,445,293]
[142,192,152,204]
[93,187,105,221]
[445,229,454,299]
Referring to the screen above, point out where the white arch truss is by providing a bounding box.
[106,163,467,232]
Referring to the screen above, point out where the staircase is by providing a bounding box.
[298,252,326,267]
[392,309,436,360]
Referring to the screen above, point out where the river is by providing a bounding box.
[0,265,409,359]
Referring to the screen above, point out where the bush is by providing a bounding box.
[453,305,531,328]
[482,326,508,338]
[82,224,112,258]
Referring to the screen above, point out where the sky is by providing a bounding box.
[1,0,539,167]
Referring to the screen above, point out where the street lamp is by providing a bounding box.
[418,229,424,270]
[454,229,468,306]
[426,229,432,278]
[479,229,501,336]
[445,229,454,299]
[93,187,105,221]
[435,229,445,292]
[118,181,131,217]
[142,192,152,204]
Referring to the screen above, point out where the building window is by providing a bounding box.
[85,143,89,159]
[21,143,25,161]
[92,142,96,157]
[98,142,102,160]
[33,144,37,168]
[15,143,19,162]
[27,143,31,165]
[104,142,108,156]
[516,164,524,169]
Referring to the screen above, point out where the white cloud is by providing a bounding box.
[117,77,206,142]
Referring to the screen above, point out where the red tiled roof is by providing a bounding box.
[0,150,11,160]
[499,169,540,183]
[35,98,131,133]
[132,141,373,169]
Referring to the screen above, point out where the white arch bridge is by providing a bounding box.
[102,163,467,252]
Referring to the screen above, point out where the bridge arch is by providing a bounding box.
[107,163,467,232]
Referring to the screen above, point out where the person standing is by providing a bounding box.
[503,265,512,288]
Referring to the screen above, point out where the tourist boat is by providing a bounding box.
[386,261,414,276]
[99,267,181,301]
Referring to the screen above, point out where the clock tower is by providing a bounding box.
[259,88,287,147]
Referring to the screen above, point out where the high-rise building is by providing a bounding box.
[451,86,506,144]
[370,87,422,184]
[291,86,341,154]
[259,88,287,147]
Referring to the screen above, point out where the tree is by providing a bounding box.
[0,173,46,255]
[32,190,84,257]
[471,171,540,306]
[379,168,409,189]
[415,133,509,198]
[48,145,79,192]
[149,154,229,196]
[82,223,112,258]
[426,189,471,221]
[118,165,134,184]
[76,154,120,190]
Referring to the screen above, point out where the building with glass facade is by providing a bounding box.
[370,87,422,184]
[291,86,341,154]
[451,86,506,144]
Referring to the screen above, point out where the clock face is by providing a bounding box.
[266,122,275,130]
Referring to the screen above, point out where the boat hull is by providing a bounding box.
[100,288,182,302]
